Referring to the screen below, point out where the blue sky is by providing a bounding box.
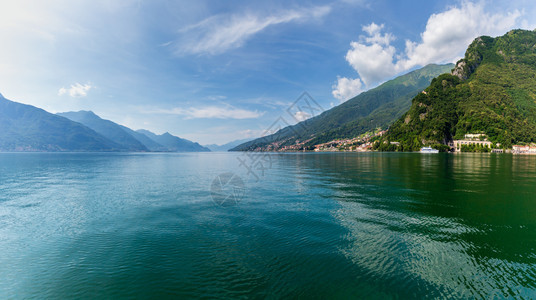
[0,0,535,144]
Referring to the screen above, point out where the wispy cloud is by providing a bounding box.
[158,41,173,47]
[58,83,93,97]
[176,5,331,55]
[146,105,264,119]
[206,95,227,101]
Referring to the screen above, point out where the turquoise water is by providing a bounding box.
[0,152,535,298]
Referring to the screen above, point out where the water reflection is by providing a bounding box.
[284,153,536,298]
[1,152,535,298]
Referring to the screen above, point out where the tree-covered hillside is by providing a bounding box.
[377,29,536,151]
[232,63,453,151]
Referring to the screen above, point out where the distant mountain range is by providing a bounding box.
[57,111,149,151]
[0,94,118,151]
[231,63,453,151]
[58,110,209,152]
[135,129,209,152]
[204,138,254,152]
[0,93,209,152]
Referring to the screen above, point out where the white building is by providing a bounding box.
[452,140,492,152]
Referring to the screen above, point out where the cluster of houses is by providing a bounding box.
[512,145,536,154]
[274,131,536,154]
[314,130,386,152]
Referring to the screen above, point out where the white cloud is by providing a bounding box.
[346,35,397,87]
[362,23,394,46]
[399,1,521,70]
[294,111,312,121]
[240,129,263,138]
[58,83,93,97]
[177,5,331,55]
[333,1,522,99]
[332,77,364,102]
[147,105,264,119]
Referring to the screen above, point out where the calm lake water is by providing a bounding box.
[0,152,535,298]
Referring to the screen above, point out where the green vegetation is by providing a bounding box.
[377,29,536,151]
[232,63,453,151]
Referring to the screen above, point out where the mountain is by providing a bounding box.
[136,130,210,152]
[58,111,148,151]
[58,111,210,152]
[118,126,169,152]
[376,29,536,151]
[231,63,453,151]
[0,94,118,151]
[205,138,254,152]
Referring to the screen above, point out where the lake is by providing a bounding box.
[0,152,535,298]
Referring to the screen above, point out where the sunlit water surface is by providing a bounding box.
[0,152,535,298]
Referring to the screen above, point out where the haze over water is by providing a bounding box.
[0,152,535,298]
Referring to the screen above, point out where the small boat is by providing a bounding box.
[420,146,439,153]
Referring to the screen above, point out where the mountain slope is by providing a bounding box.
[119,126,168,152]
[377,29,536,151]
[205,138,254,152]
[58,111,148,151]
[231,63,453,151]
[0,94,118,151]
[136,130,210,152]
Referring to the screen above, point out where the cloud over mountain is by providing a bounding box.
[333,1,521,102]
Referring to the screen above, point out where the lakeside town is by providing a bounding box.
[271,130,536,154]
[312,129,386,152]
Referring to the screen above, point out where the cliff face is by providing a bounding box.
[376,29,536,151]
[451,36,487,80]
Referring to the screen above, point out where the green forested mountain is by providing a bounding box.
[0,94,118,151]
[231,63,453,151]
[377,29,536,151]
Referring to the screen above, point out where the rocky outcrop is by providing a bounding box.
[451,37,487,80]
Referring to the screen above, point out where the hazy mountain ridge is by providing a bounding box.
[0,94,209,152]
[0,94,119,151]
[205,138,254,152]
[231,63,453,151]
[118,126,169,152]
[136,130,210,152]
[59,111,210,152]
[58,111,149,151]
[376,29,536,151]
